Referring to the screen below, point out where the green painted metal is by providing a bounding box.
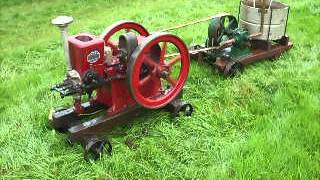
[230,46,251,61]
[233,28,249,48]
[231,28,251,61]
[205,15,251,62]
[206,15,238,47]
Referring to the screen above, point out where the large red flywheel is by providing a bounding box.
[128,32,190,109]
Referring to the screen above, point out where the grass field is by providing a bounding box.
[0,0,320,179]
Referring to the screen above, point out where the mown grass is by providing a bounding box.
[0,0,319,179]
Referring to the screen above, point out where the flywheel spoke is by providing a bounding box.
[139,75,151,86]
[144,55,160,69]
[160,42,167,64]
[166,76,177,86]
[168,55,181,66]
[139,67,157,86]
[128,33,190,109]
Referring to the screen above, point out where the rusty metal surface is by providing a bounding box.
[68,105,143,141]
[68,93,192,141]
[240,38,293,65]
[213,37,293,76]
[51,102,106,132]
[52,93,192,160]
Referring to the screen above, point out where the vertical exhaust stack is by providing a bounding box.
[52,16,74,71]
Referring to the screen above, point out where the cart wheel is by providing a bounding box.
[84,138,112,161]
[224,61,243,77]
[176,103,193,117]
[128,32,190,109]
[100,20,149,55]
[167,99,193,118]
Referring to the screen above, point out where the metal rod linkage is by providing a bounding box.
[165,33,261,58]
[155,13,231,32]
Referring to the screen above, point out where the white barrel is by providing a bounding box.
[239,0,289,40]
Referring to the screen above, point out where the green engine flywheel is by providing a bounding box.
[206,15,238,47]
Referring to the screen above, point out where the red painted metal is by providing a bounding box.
[128,33,190,109]
[53,20,191,136]
[68,33,105,77]
[100,21,150,55]
[67,21,161,116]
[97,21,152,114]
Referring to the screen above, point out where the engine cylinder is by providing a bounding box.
[68,33,105,76]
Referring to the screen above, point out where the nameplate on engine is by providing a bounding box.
[87,50,101,63]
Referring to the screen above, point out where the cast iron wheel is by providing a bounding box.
[128,32,190,109]
[84,138,112,161]
[100,20,150,55]
[173,102,193,118]
[224,61,244,77]
[177,103,193,117]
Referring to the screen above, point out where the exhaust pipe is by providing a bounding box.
[52,16,74,71]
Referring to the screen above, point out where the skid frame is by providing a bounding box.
[50,93,192,160]
[191,36,293,76]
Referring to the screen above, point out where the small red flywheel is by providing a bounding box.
[127,32,190,109]
[100,20,149,54]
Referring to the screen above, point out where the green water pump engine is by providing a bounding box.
[190,12,292,76]
[207,15,249,47]
[205,15,251,71]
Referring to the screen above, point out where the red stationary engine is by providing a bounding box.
[50,16,192,160]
